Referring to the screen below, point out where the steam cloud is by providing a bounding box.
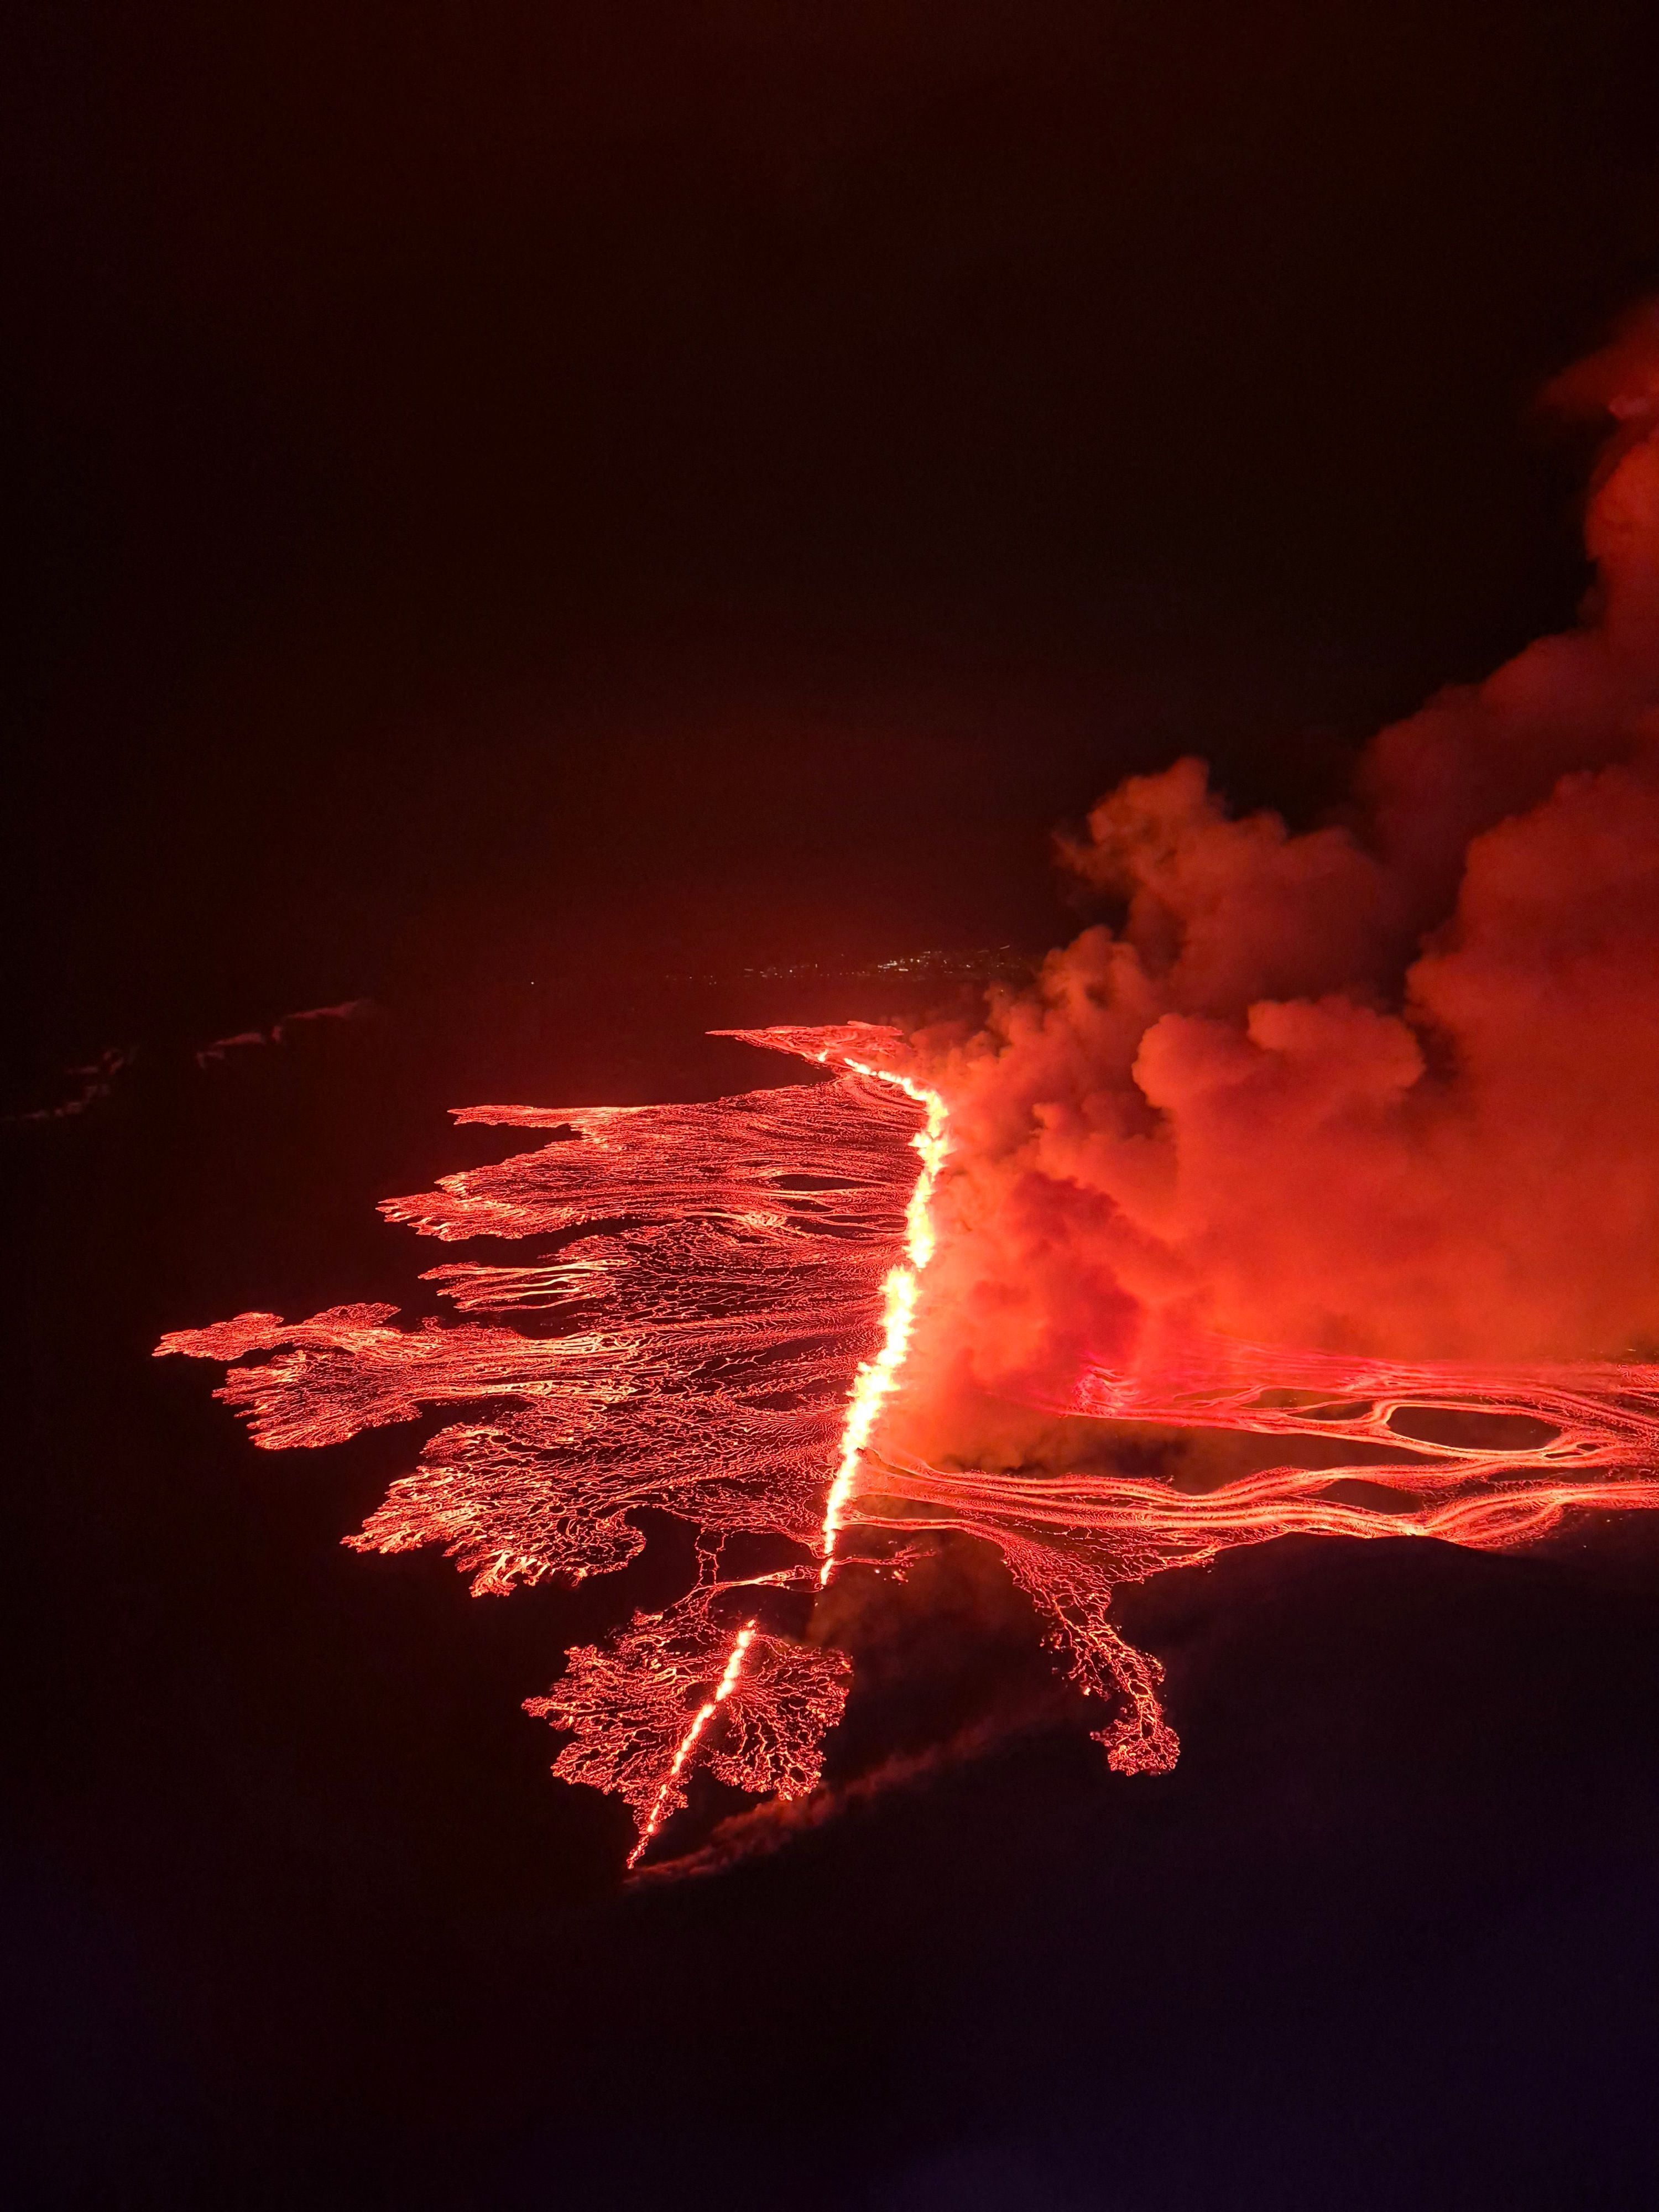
[906,307,1659,1423]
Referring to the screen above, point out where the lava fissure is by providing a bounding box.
[625,1623,758,1870]
[817,1055,951,1588]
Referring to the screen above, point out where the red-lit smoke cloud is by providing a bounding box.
[904,306,1659,1420]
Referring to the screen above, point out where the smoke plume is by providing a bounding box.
[905,306,1659,1432]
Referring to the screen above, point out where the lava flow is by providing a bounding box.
[159,1023,939,1865]
[156,1018,1659,1860]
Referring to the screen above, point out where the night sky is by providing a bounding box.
[9,7,1659,2208]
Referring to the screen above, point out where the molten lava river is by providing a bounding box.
[159,1024,1659,1869]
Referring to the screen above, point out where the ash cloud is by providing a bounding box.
[905,306,1659,1408]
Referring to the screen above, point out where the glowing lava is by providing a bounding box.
[159,1024,931,1865]
[625,1624,757,1870]
[819,1058,950,1585]
[159,1023,1659,1866]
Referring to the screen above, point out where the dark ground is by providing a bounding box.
[9,4,1659,2204]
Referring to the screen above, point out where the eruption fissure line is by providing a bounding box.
[626,1623,758,1869]
[819,1060,950,1585]
[629,1058,948,1860]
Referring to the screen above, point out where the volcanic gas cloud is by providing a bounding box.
[161,309,1659,1867]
